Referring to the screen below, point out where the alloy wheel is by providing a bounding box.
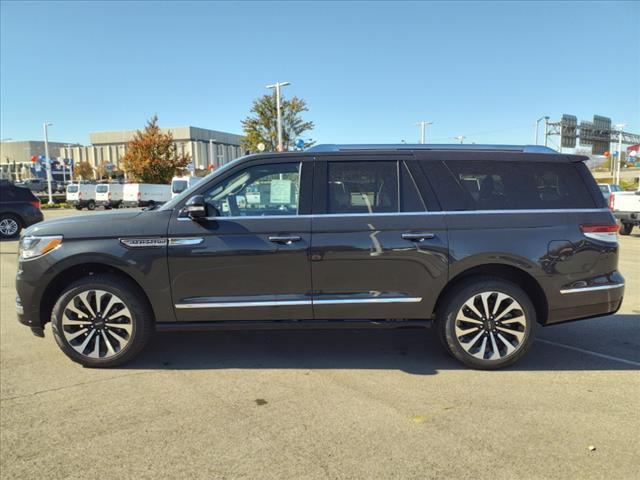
[0,218,19,237]
[454,291,527,361]
[61,289,133,359]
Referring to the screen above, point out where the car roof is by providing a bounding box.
[306,144,557,154]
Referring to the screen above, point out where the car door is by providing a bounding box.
[310,155,449,320]
[167,157,314,322]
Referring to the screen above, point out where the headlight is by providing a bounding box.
[19,235,63,260]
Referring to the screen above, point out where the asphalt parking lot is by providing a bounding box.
[1,209,638,479]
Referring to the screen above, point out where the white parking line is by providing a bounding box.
[536,339,640,367]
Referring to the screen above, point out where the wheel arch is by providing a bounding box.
[39,263,155,327]
[433,263,549,325]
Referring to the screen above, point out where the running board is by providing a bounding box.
[155,319,432,332]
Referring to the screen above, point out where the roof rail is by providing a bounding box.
[305,144,558,154]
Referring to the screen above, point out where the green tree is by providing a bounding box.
[73,161,94,180]
[122,116,190,184]
[241,93,314,152]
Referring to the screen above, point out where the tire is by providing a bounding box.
[75,206,83,211]
[619,222,633,236]
[87,201,96,211]
[51,274,153,367]
[0,213,22,239]
[436,277,536,370]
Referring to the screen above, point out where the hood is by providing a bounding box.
[24,209,172,239]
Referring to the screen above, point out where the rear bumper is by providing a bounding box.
[614,211,640,224]
[547,282,624,325]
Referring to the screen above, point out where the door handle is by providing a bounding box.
[402,232,435,242]
[268,235,301,245]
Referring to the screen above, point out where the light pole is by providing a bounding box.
[614,123,626,185]
[209,139,214,169]
[416,121,433,144]
[454,135,466,144]
[535,116,549,145]
[266,81,290,152]
[43,122,54,205]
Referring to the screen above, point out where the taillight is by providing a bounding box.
[78,192,82,199]
[581,224,618,243]
[608,193,615,210]
[30,200,40,210]
[137,192,141,200]
[108,192,112,200]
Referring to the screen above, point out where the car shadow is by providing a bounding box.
[126,314,640,374]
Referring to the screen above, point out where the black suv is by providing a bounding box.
[15,145,624,369]
[0,180,44,238]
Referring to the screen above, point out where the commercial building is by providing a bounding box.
[0,140,75,181]
[60,126,244,176]
[0,126,244,181]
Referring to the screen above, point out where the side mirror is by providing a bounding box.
[183,195,207,220]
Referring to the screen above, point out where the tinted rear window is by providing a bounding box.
[436,161,596,210]
[96,185,108,193]
[67,185,79,193]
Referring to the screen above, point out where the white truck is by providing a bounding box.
[171,176,203,198]
[122,183,171,208]
[609,188,640,235]
[66,183,97,210]
[95,183,124,209]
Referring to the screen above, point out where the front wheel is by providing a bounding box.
[619,222,633,236]
[87,200,96,211]
[51,274,153,367]
[436,277,536,369]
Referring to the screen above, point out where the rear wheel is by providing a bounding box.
[87,200,96,210]
[75,206,83,211]
[0,214,21,238]
[619,222,633,235]
[51,274,153,367]
[436,277,536,369]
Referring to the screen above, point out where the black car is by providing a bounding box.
[0,180,44,238]
[15,145,624,369]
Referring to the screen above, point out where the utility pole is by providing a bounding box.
[416,121,433,144]
[43,122,54,205]
[454,135,466,144]
[535,116,549,145]
[266,81,291,152]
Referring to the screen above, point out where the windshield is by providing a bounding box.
[172,180,188,194]
[67,185,79,193]
[160,157,245,211]
[96,185,109,193]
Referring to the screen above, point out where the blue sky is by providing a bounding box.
[1,1,638,147]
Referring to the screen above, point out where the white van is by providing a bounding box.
[122,183,171,208]
[95,183,124,209]
[66,183,97,210]
[171,176,203,198]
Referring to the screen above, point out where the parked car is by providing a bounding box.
[122,183,171,208]
[15,144,624,369]
[171,176,203,198]
[0,180,43,238]
[598,183,622,203]
[95,183,124,209]
[20,178,49,193]
[609,188,640,235]
[66,183,97,210]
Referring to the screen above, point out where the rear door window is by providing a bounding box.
[96,185,109,193]
[327,162,398,214]
[440,161,596,210]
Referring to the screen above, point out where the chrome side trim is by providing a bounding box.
[175,297,422,309]
[176,300,311,309]
[313,297,422,305]
[560,284,624,295]
[120,237,167,248]
[168,237,204,246]
[176,208,611,221]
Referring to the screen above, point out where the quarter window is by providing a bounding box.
[202,162,300,217]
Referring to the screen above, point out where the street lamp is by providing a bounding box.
[416,121,433,144]
[535,116,549,145]
[266,81,290,152]
[614,123,626,185]
[43,122,54,205]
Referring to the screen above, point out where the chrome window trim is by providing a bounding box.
[176,208,611,221]
[559,283,624,295]
[175,297,422,309]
